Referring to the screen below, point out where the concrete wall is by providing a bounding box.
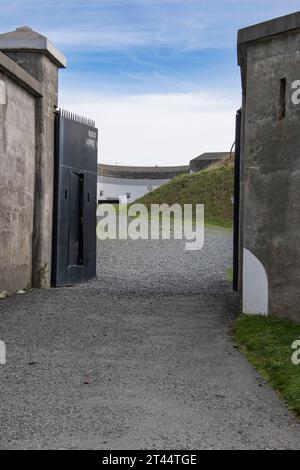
[0,27,66,293]
[97,163,189,203]
[0,72,36,292]
[6,51,60,288]
[238,12,300,322]
[190,153,231,173]
[98,163,189,179]
[97,175,171,203]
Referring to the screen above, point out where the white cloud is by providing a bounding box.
[43,28,154,50]
[60,91,241,166]
[11,0,299,52]
[1,0,299,52]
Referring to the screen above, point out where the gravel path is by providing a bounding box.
[0,227,299,449]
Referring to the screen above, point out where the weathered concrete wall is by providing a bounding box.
[97,175,172,202]
[98,164,189,179]
[0,72,36,292]
[0,27,66,292]
[6,51,59,288]
[239,14,300,322]
[190,152,231,173]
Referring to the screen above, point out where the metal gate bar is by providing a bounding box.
[233,109,241,291]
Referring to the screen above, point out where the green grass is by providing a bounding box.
[234,315,300,417]
[226,267,233,283]
[136,159,234,228]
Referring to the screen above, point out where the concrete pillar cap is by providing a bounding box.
[0,26,67,68]
[16,26,32,31]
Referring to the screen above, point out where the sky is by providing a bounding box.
[1,0,300,165]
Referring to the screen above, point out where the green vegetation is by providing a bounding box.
[136,159,234,228]
[234,315,300,417]
[226,266,233,283]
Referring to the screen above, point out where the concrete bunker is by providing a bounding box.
[236,11,300,322]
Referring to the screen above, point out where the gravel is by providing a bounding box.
[0,226,299,449]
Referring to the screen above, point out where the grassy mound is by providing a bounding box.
[234,315,300,417]
[136,159,234,227]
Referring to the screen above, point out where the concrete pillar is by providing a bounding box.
[0,27,66,288]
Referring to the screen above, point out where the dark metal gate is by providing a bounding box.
[233,109,241,291]
[52,109,98,286]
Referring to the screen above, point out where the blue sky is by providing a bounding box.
[1,0,299,164]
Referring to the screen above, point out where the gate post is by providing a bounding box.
[233,108,242,291]
[0,27,66,288]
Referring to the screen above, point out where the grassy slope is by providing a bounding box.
[136,159,234,228]
[234,315,300,417]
